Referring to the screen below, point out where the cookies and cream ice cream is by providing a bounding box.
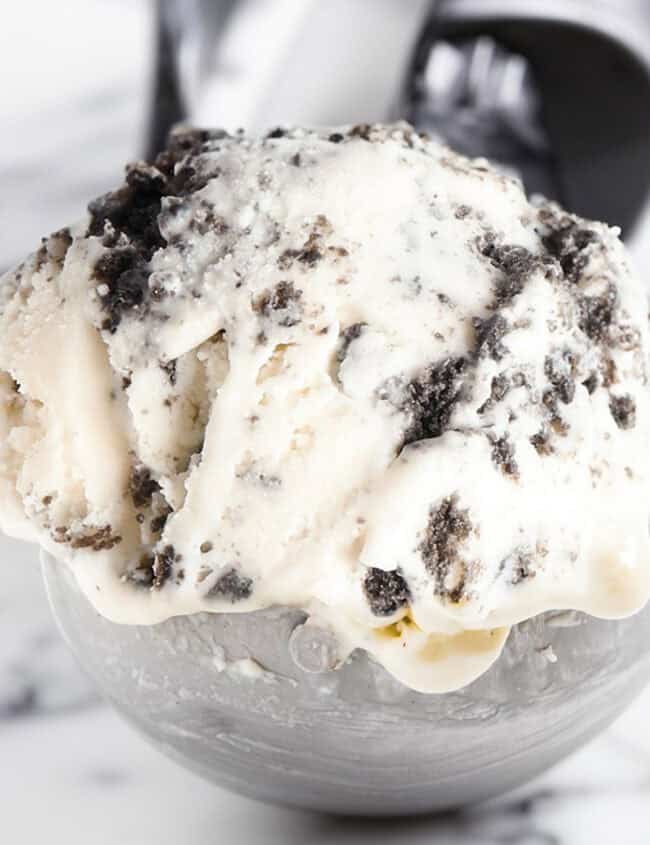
[1,123,649,693]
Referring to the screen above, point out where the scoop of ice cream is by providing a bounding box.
[1,123,649,693]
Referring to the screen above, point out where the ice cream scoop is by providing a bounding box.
[43,551,650,815]
[1,124,649,696]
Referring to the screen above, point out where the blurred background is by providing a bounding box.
[2,1,650,843]
[3,0,650,272]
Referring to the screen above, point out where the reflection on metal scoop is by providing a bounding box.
[149,0,650,235]
[413,36,557,199]
[412,0,650,235]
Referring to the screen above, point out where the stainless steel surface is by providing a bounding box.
[43,553,650,816]
[419,0,650,234]
[149,0,650,235]
[150,0,431,148]
[412,35,556,198]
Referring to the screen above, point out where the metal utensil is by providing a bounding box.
[149,0,650,235]
[44,554,650,815]
[50,0,650,815]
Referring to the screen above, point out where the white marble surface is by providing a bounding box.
[2,2,650,843]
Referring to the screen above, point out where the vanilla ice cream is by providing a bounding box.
[1,123,649,692]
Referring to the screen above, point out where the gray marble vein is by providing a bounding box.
[2,690,650,845]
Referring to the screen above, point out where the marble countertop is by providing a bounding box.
[2,2,650,843]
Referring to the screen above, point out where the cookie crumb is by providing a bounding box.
[208,568,253,602]
[609,394,636,430]
[419,495,472,602]
[363,568,410,616]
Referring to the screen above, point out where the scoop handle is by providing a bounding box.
[148,0,433,154]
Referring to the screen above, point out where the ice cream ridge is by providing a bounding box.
[1,123,649,693]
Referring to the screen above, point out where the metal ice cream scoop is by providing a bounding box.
[149,0,650,237]
[43,554,650,815]
[45,0,650,816]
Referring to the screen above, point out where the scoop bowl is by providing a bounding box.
[42,552,650,816]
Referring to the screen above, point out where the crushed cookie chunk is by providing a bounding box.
[479,236,541,306]
[78,527,121,551]
[200,541,213,554]
[54,525,122,552]
[477,373,510,415]
[266,127,287,139]
[150,502,173,535]
[152,544,177,589]
[252,281,303,326]
[93,246,150,332]
[600,355,617,388]
[328,132,344,143]
[550,415,569,436]
[129,465,161,509]
[530,428,553,456]
[544,350,577,405]
[473,314,509,361]
[88,128,228,332]
[160,358,177,385]
[609,394,636,430]
[88,163,167,250]
[54,226,74,251]
[579,285,617,343]
[491,373,511,402]
[540,352,578,441]
[454,204,472,220]
[489,434,519,478]
[35,228,73,272]
[278,241,323,269]
[363,568,410,616]
[395,357,467,447]
[541,214,598,282]
[582,373,598,394]
[349,124,372,140]
[419,495,472,601]
[159,128,227,193]
[207,568,253,602]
